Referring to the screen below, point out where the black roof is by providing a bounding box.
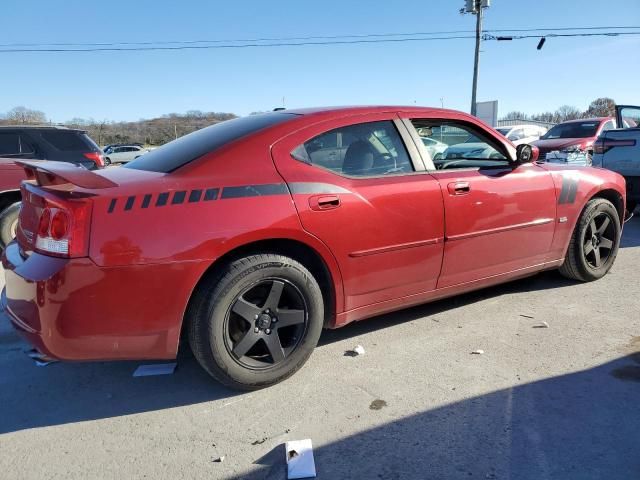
[0,125,85,132]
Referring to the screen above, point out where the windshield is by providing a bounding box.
[125,112,296,173]
[541,121,600,140]
[496,128,511,136]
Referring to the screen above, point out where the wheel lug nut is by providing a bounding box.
[273,317,278,323]
[265,329,271,334]
[254,314,259,319]
[254,327,259,333]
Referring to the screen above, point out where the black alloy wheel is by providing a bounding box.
[559,198,621,282]
[582,211,615,269]
[224,278,308,369]
[188,253,324,390]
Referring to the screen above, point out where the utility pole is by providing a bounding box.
[463,0,490,116]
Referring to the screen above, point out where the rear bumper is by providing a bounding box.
[1,241,209,361]
[1,284,54,358]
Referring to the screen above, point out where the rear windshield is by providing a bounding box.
[541,121,600,139]
[125,112,296,173]
[40,130,96,151]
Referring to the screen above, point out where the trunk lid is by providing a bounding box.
[14,160,164,257]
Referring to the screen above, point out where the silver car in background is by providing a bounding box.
[103,144,150,165]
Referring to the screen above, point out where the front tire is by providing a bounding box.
[188,254,324,390]
[559,198,621,281]
[0,202,20,250]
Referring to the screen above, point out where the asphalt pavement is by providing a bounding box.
[1,216,639,479]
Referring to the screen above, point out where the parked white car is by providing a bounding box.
[495,125,547,146]
[420,136,448,159]
[103,145,150,165]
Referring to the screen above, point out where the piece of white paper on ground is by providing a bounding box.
[26,349,58,366]
[286,439,316,479]
[133,363,177,377]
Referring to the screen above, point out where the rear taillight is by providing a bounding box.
[34,199,92,258]
[593,139,605,155]
[83,152,105,168]
[593,138,636,154]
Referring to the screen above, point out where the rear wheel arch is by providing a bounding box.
[179,238,340,349]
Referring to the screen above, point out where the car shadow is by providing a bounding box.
[319,270,575,347]
[0,269,575,436]
[621,212,640,248]
[235,353,640,480]
[0,220,637,436]
[0,339,241,434]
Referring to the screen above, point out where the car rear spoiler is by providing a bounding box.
[16,160,118,189]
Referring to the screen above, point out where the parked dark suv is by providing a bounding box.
[0,126,104,169]
[0,126,104,249]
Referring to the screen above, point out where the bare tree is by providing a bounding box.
[5,106,47,124]
[503,111,529,120]
[555,105,583,122]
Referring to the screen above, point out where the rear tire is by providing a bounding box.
[0,202,21,250]
[188,254,324,390]
[559,198,621,282]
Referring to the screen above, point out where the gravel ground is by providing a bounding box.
[1,217,639,480]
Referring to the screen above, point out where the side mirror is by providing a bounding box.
[516,144,539,164]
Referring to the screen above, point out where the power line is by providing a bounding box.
[0,25,637,48]
[0,35,478,53]
[0,30,637,53]
[485,31,640,40]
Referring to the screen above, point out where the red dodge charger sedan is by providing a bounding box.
[1,106,627,389]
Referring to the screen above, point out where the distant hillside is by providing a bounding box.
[0,107,238,147]
[66,111,238,146]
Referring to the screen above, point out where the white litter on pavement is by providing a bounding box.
[286,439,316,479]
[471,349,485,355]
[353,345,365,355]
[133,363,177,377]
[533,321,550,329]
[26,349,58,367]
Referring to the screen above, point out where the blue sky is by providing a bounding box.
[1,0,638,122]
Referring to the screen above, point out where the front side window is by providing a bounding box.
[411,119,508,169]
[291,121,413,177]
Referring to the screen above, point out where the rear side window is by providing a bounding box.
[40,131,93,151]
[0,133,20,155]
[291,121,413,177]
[0,133,36,155]
[125,113,297,173]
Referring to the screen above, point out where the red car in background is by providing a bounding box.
[0,126,105,249]
[1,106,627,390]
[532,117,615,161]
